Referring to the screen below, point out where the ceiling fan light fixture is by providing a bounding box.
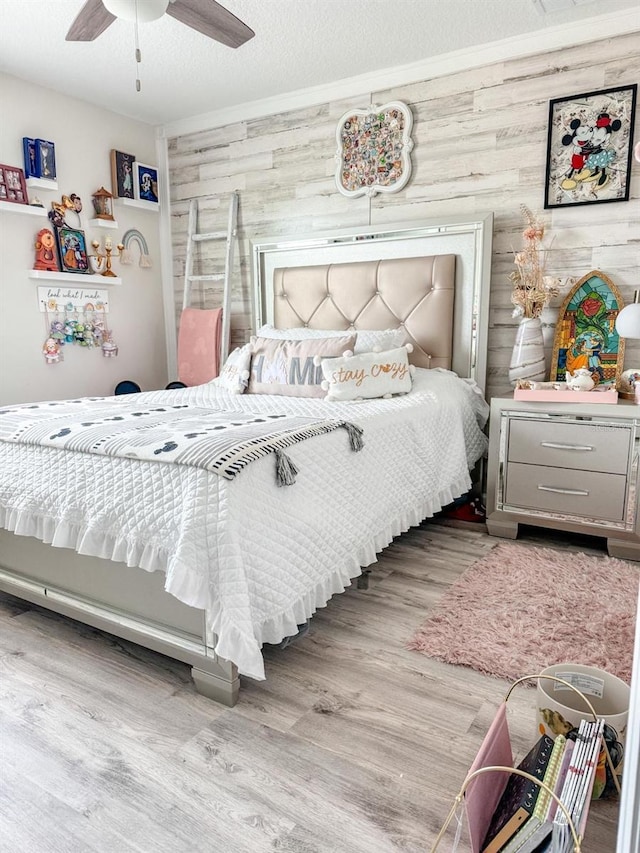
[103,0,169,23]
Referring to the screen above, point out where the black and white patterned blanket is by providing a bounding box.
[0,398,364,486]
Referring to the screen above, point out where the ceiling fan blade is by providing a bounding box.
[166,0,254,48]
[66,0,116,41]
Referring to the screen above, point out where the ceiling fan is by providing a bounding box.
[66,0,255,49]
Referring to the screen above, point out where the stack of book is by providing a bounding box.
[479,718,604,853]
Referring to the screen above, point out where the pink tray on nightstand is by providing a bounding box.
[513,388,619,403]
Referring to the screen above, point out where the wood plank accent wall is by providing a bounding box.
[167,33,640,400]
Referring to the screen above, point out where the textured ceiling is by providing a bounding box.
[0,0,637,127]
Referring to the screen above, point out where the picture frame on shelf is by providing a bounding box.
[550,269,625,389]
[0,164,29,204]
[22,137,39,178]
[544,83,637,209]
[134,162,159,203]
[110,149,136,199]
[55,226,90,274]
[35,139,56,180]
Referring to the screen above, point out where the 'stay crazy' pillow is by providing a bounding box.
[248,335,356,397]
[320,345,415,401]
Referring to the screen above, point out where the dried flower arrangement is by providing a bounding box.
[510,206,561,319]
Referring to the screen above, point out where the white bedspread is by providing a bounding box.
[0,368,488,679]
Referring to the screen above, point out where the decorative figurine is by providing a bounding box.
[43,337,62,364]
[29,196,45,208]
[91,186,115,221]
[34,228,60,272]
[566,367,596,392]
[90,236,123,277]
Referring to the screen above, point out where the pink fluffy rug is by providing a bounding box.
[407,542,639,684]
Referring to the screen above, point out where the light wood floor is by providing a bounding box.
[0,520,622,853]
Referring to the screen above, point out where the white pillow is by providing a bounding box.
[257,324,405,354]
[215,344,252,394]
[320,344,415,402]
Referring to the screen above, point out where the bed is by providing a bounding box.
[0,215,493,707]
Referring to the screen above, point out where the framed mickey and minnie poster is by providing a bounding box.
[544,84,637,209]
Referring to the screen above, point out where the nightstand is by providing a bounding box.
[486,397,640,561]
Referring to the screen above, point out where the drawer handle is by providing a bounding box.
[537,485,589,496]
[540,441,594,451]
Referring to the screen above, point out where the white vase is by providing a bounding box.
[508,316,546,386]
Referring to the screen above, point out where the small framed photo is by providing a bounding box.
[544,84,637,209]
[0,164,29,204]
[110,149,136,199]
[55,226,90,274]
[35,139,56,180]
[23,137,39,178]
[134,162,159,203]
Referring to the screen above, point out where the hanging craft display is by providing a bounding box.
[120,228,152,267]
[38,286,117,363]
[37,286,110,314]
[334,101,414,198]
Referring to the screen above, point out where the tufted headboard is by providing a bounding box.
[272,255,455,370]
[252,216,493,393]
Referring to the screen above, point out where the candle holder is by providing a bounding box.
[90,237,124,277]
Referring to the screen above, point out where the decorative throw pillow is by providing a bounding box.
[215,344,252,394]
[256,324,404,354]
[320,344,415,402]
[248,335,356,397]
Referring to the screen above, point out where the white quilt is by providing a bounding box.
[0,368,488,679]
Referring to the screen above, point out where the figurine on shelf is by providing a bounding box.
[90,236,123,278]
[29,196,45,208]
[33,228,60,272]
[91,186,115,221]
[42,336,62,364]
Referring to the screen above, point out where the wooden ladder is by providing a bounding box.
[182,192,238,364]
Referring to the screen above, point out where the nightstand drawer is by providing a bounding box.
[505,462,626,521]
[508,418,630,474]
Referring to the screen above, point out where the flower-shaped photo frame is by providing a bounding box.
[335,101,414,198]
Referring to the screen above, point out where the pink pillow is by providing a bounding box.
[248,335,356,397]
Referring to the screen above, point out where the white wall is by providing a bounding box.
[0,73,167,406]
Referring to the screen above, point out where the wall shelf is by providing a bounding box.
[118,197,159,212]
[0,200,47,216]
[26,177,58,191]
[88,218,119,229]
[29,270,122,286]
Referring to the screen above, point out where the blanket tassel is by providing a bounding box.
[275,448,299,486]
[344,422,364,452]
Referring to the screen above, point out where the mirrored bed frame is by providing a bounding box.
[0,214,493,707]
